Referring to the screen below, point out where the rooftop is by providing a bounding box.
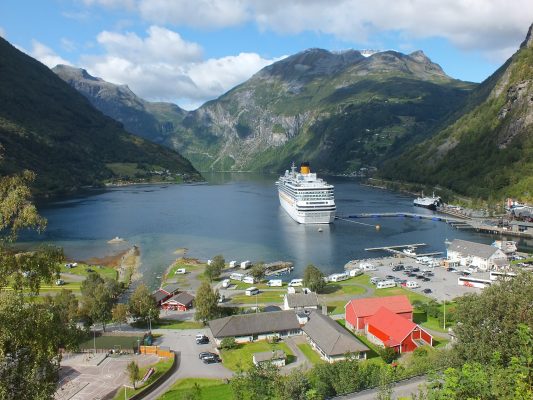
[366,307,422,347]
[285,292,319,308]
[345,295,413,318]
[302,312,369,356]
[163,292,195,306]
[160,283,180,295]
[253,350,286,363]
[209,310,300,338]
[448,239,504,259]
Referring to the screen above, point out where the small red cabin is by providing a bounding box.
[344,295,413,331]
[161,292,195,311]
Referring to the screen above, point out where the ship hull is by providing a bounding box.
[279,192,335,224]
[413,201,437,211]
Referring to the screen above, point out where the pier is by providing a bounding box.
[364,243,442,258]
[337,212,465,224]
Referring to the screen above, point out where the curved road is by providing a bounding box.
[334,376,427,400]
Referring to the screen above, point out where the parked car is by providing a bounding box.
[422,288,432,294]
[202,354,221,364]
[392,264,404,271]
[199,352,217,360]
[411,267,420,272]
[422,277,430,282]
[196,336,209,345]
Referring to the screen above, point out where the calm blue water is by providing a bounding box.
[22,173,505,288]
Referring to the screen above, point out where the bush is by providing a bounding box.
[379,347,399,364]
[220,337,238,350]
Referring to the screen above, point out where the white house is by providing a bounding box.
[447,239,508,271]
[253,350,286,367]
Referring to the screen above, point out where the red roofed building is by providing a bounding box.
[365,307,432,353]
[344,295,413,331]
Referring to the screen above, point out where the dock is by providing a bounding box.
[337,212,465,224]
[364,243,442,258]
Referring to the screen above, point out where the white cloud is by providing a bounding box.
[61,38,77,52]
[82,0,136,10]
[81,26,278,109]
[30,40,72,68]
[128,0,533,61]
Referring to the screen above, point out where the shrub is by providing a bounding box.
[220,337,238,350]
[379,347,399,364]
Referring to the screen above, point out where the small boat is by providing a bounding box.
[403,247,417,256]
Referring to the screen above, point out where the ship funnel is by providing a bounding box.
[300,161,310,175]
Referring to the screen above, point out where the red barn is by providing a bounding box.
[344,295,413,331]
[365,307,432,353]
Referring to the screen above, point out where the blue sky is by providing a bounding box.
[1,0,532,109]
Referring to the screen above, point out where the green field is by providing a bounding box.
[230,290,285,304]
[159,378,232,400]
[297,343,325,364]
[79,335,143,351]
[220,340,294,371]
[61,263,118,280]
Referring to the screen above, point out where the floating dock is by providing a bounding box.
[364,243,442,258]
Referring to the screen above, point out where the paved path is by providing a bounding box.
[283,336,313,373]
[334,376,427,400]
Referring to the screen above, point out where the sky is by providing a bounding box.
[1,1,532,110]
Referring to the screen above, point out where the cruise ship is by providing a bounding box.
[276,162,336,224]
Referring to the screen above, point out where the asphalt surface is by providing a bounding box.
[334,375,427,400]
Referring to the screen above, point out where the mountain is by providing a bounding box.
[0,37,201,194]
[56,48,475,174]
[380,25,533,201]
[52,65,186,145]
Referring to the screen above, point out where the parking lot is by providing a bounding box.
[362,256,482,301]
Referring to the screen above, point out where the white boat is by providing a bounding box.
[276,162,336,224]
[403,247,417,256]
[413,192,441,210]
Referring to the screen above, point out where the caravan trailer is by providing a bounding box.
[267,279,283,287]
[240,261,252,270]
[242,276,256,284]
[229,261,237,268]
[230,273,244,281]
[328,272,349,282]
[376,280,396,289]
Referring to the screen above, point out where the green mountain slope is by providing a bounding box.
[173,49,475,173]
[0,37,201,194]
[380,25,533,201]
[56,48,475,174]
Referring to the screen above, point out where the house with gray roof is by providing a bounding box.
[447,239,507,271]
[253,350,286,367]
[283,292,319,311]
[209,310,301,344]
[302,311,369,363]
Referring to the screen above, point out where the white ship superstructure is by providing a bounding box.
[276,162,336,224]
[413,192,441,210]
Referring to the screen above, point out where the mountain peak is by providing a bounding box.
[520,23,533,49]
[52,64,101,82]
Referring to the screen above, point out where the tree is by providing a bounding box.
[127,360,140,390]
[379,347,399,364]
[80,273,119,331]
[249,262,266,282]
[276,368,310,400]
[452,272,533,365]
[220,337,238,350]
[303,264,326,293]
[194,281,220,323]
[0,171,81,399]
[128,283,159,327]
[230,363,280,400]
[112,303,129,329]
[205,255,224,281]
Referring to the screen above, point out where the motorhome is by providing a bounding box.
[267,279,283,287]
[406,281,420,288]
[240,261,252,270]
[349,268,363,277]
[230,273,244,281]
[360,263,377,271]
[376,280,396,289]
[328,272,349,282]
[222,279,230,288]
[229,261,237,268]
[243,276,256,284]
[370,277,383,285]
[245,287,259,296]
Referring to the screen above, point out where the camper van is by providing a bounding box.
[289,279,303,287]
[267,279,283,287]
[242,276,256,284]
[245,287,259,296]
[240,261,252,270]
[230,273,244,281]
[406,281,420,288]
[349,268,363,277]
[222,279,230,288]
[360,263,377,271]
[229,261,237,268]
[328,272,349,282]
[376,280,396,289]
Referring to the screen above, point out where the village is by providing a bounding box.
[54,234,533,399]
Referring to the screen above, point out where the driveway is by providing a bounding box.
[143,329,233,400]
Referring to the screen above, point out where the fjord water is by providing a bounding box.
[25,173,495,288]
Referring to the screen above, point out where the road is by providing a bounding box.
[333,376,427,400]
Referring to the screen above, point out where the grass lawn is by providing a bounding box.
[149,319,204,330]
[232,281,273,290]
[220,340,294,371]
[372,286,432,304]
[80,335,143,351]
[325,300,348,314]
[159,378,232,400]
[61,263,118,280]
[297,343,325,364]
[113,357,175,400]
[230,291,285,304]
